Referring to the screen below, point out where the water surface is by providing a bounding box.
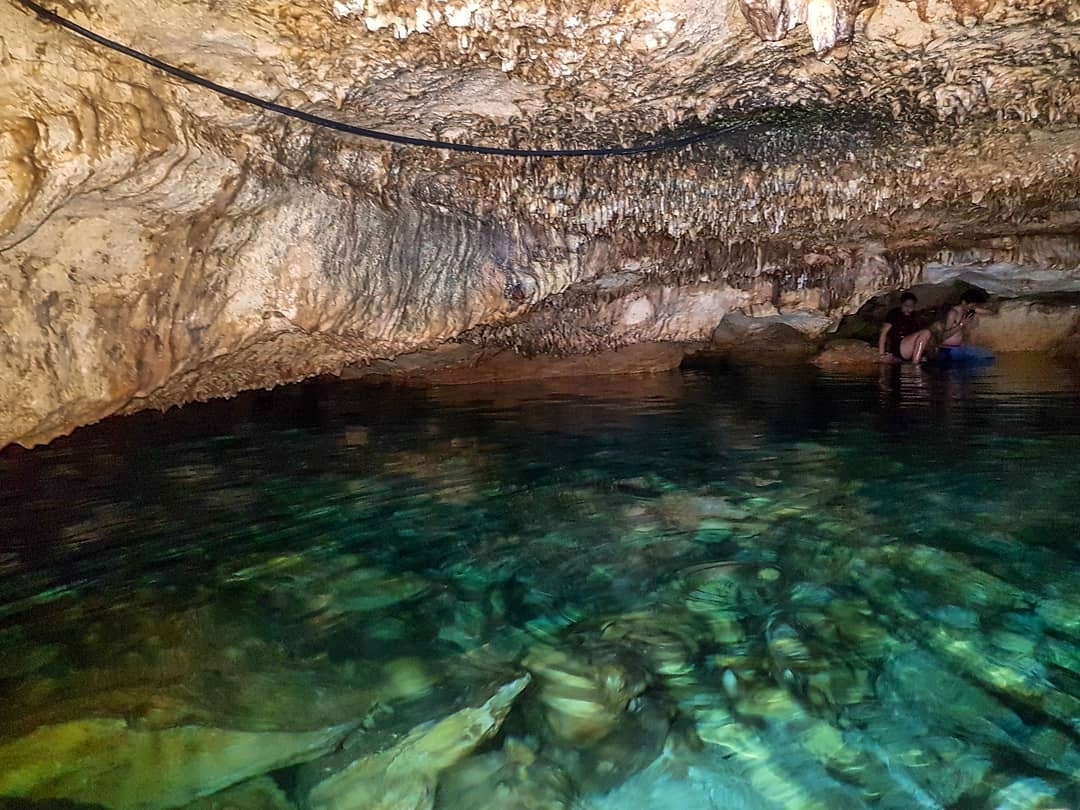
[3,355,1080,809]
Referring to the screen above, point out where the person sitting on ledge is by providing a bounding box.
[936,290,994,364]
[878,291,933,364]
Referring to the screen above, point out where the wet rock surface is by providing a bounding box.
[352,342,689,384]
[810,338,881,368]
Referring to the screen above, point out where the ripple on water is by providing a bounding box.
[2,359,1080,808]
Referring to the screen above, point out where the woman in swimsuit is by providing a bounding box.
[937,291,994,364]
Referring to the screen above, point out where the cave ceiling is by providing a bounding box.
[1,0,1079,446]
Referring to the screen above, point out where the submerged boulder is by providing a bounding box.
[523,643,652,746]
[435,743,574,810]
[181,776,295,810]
[305,675,530,810]
[0,719,353,809]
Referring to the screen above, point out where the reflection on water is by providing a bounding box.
[3,356,1080,809]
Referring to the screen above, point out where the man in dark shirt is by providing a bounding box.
[878,291,933,364]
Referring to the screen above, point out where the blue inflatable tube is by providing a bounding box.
[935,345,995,367]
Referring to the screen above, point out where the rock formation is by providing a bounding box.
[0,718,353,808]
[1,0,1078,446]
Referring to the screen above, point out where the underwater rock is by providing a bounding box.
[762,618,837,699]
[0,718,353,809]
[523,642,652,746]
[1036,596,1080,641]
[515,614,699,793]
[381,658,439,701]
[897,545,1030,610]
[224,552,434,642]
[435,745,574,810]
[680,561,774,618]
[0,600,387,744]
[649,493,757,534]
[991,777,1067,810]
[319,567,432,615]
[921,623,1080,742]
[0,640,63,681]
[543,691,675,795]
[876,647,1080,779]
[691,707,866,810]
[595,610,705,682]
[181,776,295,810]
[580,745,776,810]
[305,675,530,810]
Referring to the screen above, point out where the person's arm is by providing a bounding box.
[941,307,965,340]
[878,322,892,356]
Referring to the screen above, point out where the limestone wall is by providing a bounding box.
[2,0,1079,446]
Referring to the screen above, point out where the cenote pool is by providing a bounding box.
[3,355,1080,810]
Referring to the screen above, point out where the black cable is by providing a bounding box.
[14,0,734,158]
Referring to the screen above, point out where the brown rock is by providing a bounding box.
[418,343,687,385]
[968,299,1080,353]
[811,339,881,369]
[1053,332,1080,360]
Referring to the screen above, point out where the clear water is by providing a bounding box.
[3,356,1080,809]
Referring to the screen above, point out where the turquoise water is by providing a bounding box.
[2,356,1080,809]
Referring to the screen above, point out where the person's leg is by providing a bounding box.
[900,330,933,363]
[911,329,932,364]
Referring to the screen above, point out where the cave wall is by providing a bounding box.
[2,0,1079,446]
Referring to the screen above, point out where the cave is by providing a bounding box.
[2,0,1080,807]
